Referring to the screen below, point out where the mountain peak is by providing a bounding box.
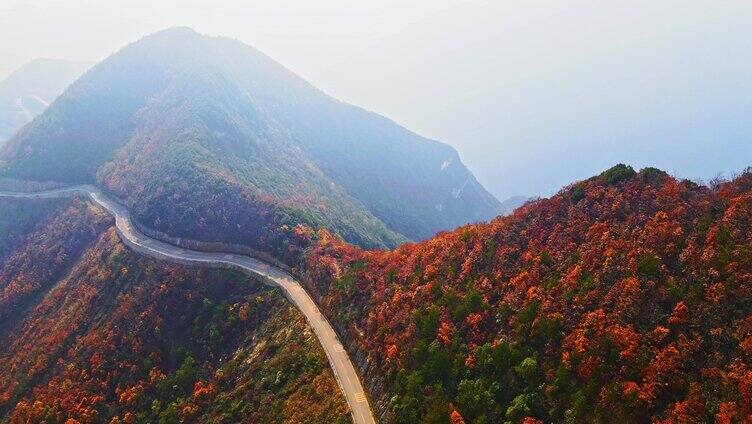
[0,30,501,253]
[135,26,206,47]
[153,26,200,36]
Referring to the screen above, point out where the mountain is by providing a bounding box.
[500,195,531,215]
[0,58,90,144]
[300,165,752,423]
[0,195,350,423]
[0,27,501,253]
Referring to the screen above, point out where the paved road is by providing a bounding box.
[0,185,376,424]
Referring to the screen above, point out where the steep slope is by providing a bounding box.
[0,196,350,423]
[0,27,500,253]
[0,59,90,144]
[301,165,752,423]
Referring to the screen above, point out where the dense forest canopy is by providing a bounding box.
[0,197,350,423]
[2,25,751,424]
[299,165,752,423]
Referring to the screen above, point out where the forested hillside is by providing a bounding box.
[0,59,90,144]
[300,165,752,423]
[0,197,350,423]
[0,27,500,254]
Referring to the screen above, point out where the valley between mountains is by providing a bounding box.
[1,26,752,424]
[0,185,375,424]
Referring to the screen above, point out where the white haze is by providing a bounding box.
[2,0,751,200]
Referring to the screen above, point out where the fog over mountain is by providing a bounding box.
[1,7,751,423]
[1,28,501,250]
[499,195,531,215]
[2,0,750,200]
[0,58,90,144]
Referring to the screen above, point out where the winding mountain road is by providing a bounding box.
[0,185,376,424]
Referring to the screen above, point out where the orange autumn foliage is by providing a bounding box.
[301,166,752,423]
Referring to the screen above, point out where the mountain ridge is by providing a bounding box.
[299,164,752,423]
[0,27,501,253]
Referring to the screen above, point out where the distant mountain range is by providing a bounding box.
[0,27,501,252]
[0,58,90,144]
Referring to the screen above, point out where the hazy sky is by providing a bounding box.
[2,0,751,200]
